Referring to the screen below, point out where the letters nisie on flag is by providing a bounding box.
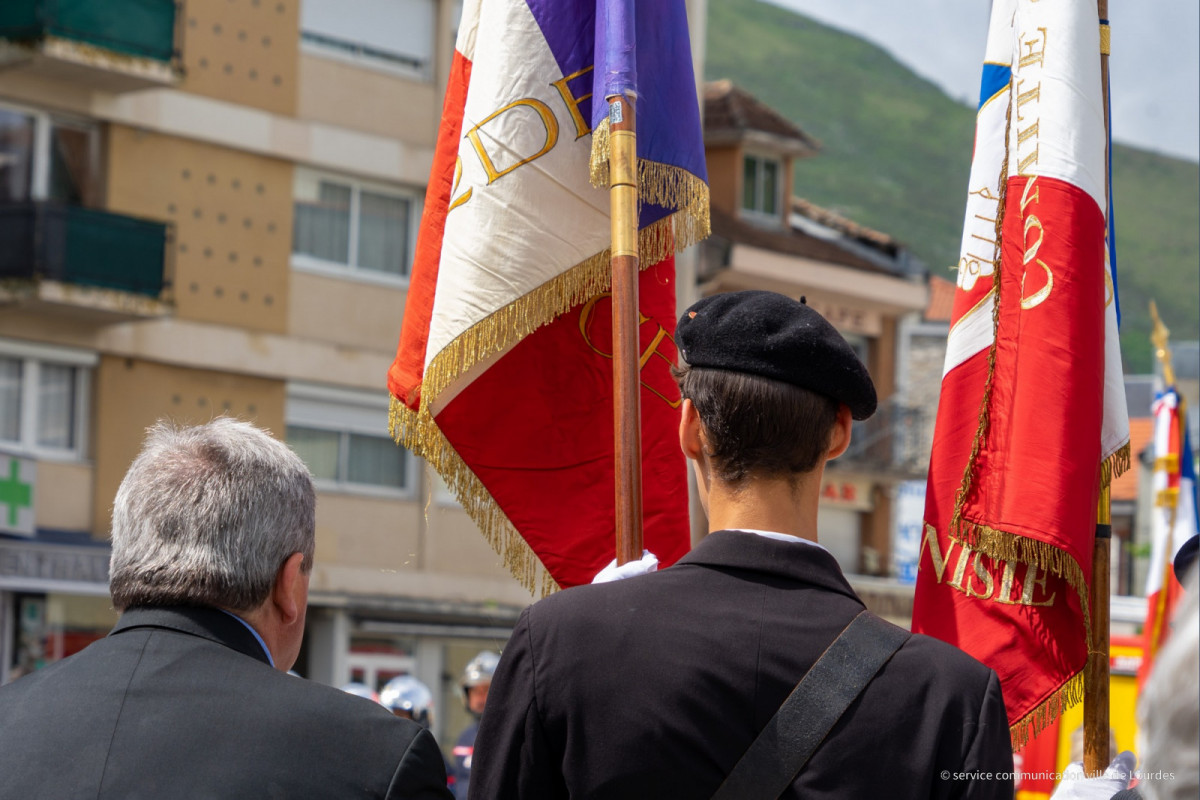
[911,0,1130,750]
[387,0,709,595]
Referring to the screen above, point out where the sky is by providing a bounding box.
[767,0,1200,163]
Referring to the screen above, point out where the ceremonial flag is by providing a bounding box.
[1137,387,1196,686]
[912,0,1129,749]
[388,0,708,593]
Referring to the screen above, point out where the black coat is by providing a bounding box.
[469,530,1014,799]
[0,605,452,800]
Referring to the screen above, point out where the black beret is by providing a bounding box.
[676,290,877,420]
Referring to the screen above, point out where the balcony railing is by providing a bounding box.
[0,202,168,298]
[0,0,176,63]
[836,397,930,475]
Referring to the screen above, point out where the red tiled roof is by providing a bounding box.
[791,197,897,251]
[925,275,956,323]
[1112,418,1154,502]
[703,80,820,154]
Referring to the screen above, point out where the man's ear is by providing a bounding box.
[826,404,854,461]
[272,552,308,627]
[679,399,705,461]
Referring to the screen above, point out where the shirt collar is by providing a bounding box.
[218,609,275,668]
[736,528,830,554]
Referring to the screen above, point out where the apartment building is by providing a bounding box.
[0,0,546,746]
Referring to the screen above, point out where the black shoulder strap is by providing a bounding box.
[711,610,911,800]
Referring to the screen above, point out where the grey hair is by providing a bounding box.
[1139,569,1199,800]
[109,417,315,613]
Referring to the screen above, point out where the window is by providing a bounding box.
[300,0,435,78]
[0,103,100,206]
[742,154,781,218]
[286,383,415,495]
[292,169,419,283]
[0,340,94,459]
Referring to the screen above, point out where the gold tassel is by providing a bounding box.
[589,115,712,255]
[1100,441,1132,489]
[390,397,560,597]
[589,117,612,188]
[1009,671,1086,751]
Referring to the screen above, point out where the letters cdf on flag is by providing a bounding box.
[912,0,1129,750]
[388,0,709,594]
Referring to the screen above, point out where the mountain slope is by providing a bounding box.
[705,0,1199,373]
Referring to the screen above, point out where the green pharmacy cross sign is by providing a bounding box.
[0,453,35,537]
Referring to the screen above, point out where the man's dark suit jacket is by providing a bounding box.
[0,605,452,800]
[470,531,1014,799]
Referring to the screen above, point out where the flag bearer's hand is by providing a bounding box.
[1049,751,1136,800]
[592,551,659,583]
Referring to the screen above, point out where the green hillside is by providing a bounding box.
[705,0,1200,373]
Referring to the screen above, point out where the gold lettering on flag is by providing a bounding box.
[580,293,681,409]
[550,66,595,140]
[1018,176,1054,309]
[465,98,561,185]
[1015,29,1047,175]
[449,157,472,212]
[920,524,1060,607]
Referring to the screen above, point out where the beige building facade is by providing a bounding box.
[0,0,542,748]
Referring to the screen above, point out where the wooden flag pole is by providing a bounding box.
[1083,0,1113,776]
[609,93,645,566]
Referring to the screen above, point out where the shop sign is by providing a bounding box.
[0,452,35,537]
[0,542,110,585]
[818,478,872,511]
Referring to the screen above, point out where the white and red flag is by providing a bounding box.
[912,0,1129,749]
[1137,387,1196,686]
[388,0,708,593]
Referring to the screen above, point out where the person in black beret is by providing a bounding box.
[469,290,1014,800]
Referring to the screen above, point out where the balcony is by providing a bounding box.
[0,202,172,319]
[0,0,178,92]
[836,397,930,477]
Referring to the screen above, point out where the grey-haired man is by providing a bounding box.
[0,417,451,799]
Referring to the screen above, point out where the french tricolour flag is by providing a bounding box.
[913,0,1130,750]
[1138,387,1197,686]
[388,0,708,594]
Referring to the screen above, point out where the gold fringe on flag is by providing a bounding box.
[415,213,690,413]
[390,397,560,597]
[589,116,712,252]
[1009,671,1086,751]
[389,214,688,596]
[1101,441,1132,489]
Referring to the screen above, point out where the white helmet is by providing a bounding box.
[340,681,381,704]
[380,675,434,727]
[462,650,500,690]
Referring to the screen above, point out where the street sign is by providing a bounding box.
[0,452,35,537]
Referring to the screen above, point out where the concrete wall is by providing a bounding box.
[296,55,438,146]
[178,0,300,117]
[287,271,407,351]
[106,125,294,334]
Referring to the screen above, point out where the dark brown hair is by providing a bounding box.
[675,365,840,486]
